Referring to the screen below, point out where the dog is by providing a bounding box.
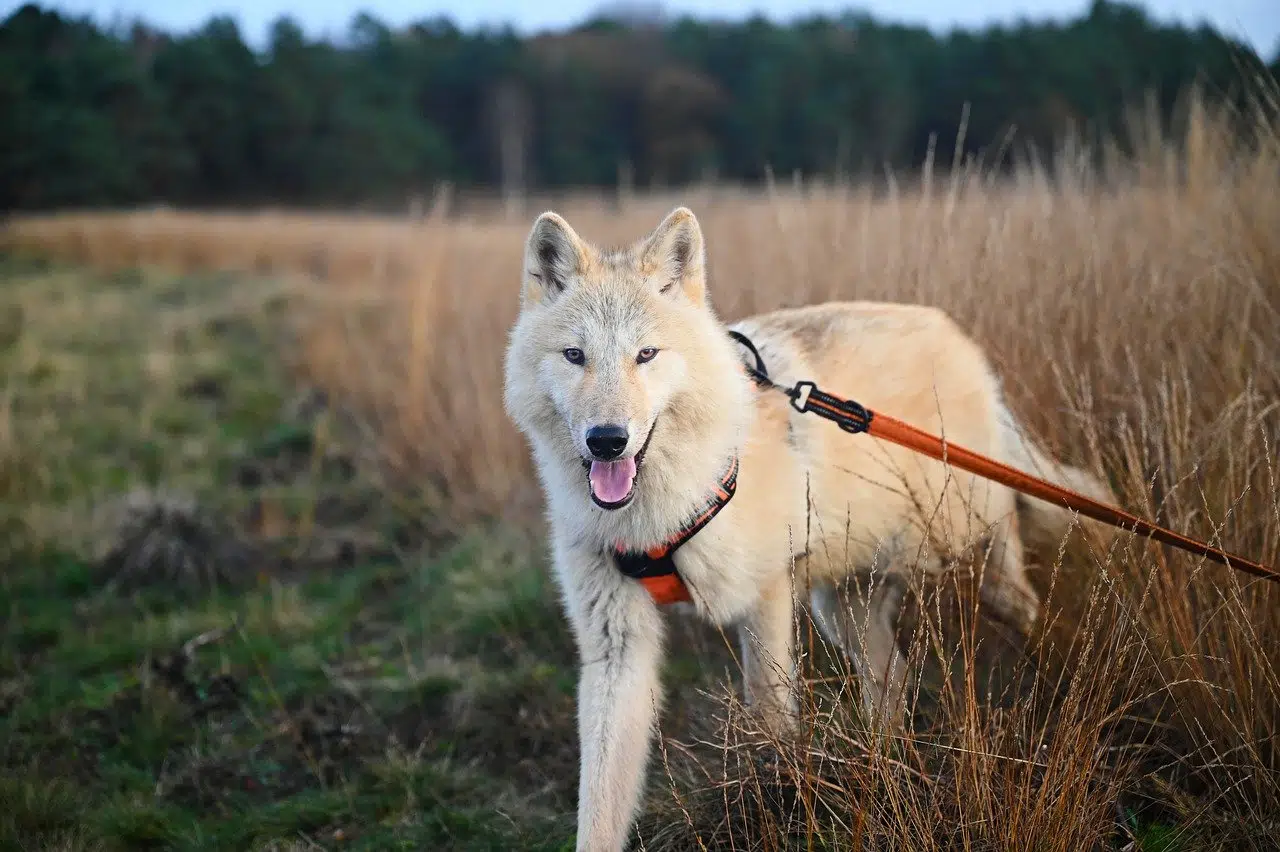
[501,205,1116,851]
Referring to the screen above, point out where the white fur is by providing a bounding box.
[502,207,1116,851]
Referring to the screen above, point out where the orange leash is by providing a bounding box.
[866,407,1276,583]
[728,331,1280,586]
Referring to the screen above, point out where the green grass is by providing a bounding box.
[0,256,1222,851]
[0,257,600,850]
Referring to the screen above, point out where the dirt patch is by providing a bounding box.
[95,489,258,595]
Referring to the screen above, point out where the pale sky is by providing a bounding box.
[10,0,1279,58]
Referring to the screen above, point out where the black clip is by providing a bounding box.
[790,381,873,434]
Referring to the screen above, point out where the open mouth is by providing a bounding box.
[582,420,657,510]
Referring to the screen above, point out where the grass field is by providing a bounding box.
[2,97,1279,850]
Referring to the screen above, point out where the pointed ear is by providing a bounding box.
[522,211,590,305]
[639,206,706,306]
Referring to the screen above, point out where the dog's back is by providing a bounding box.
[729,302,1010,578]
[731,299,1114,585]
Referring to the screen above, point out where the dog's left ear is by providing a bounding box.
[522,211,591,306]
[639,206,706,306]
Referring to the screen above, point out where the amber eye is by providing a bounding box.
[564,348,585,365]
[636,347,658,364]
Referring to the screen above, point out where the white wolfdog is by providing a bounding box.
[502,206,1115,851]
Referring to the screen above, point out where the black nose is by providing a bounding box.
[586,424,629,460]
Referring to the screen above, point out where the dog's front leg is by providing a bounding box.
[565,568,666,852]
[738,568,798,735]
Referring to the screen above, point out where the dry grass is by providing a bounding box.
[4,91,1279,848]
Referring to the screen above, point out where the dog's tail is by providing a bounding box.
[997,405,1119,554]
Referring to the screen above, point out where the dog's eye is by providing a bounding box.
[563,348,585,365]
[636,347,659,364]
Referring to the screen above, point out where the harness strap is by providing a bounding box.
[611,455,739,605]
[727,329,772,388]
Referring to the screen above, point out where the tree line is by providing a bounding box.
[1,1,1276,210]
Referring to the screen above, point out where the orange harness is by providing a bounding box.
[612,331,1278,607]
[610,455,738,605]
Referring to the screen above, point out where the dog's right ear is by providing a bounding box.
[522,211,589,306]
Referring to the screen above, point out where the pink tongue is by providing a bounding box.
[589,457,637,504]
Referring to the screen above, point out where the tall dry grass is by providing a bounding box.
[4,90,1279,846]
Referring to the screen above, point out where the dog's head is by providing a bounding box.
[503,206,743,513]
